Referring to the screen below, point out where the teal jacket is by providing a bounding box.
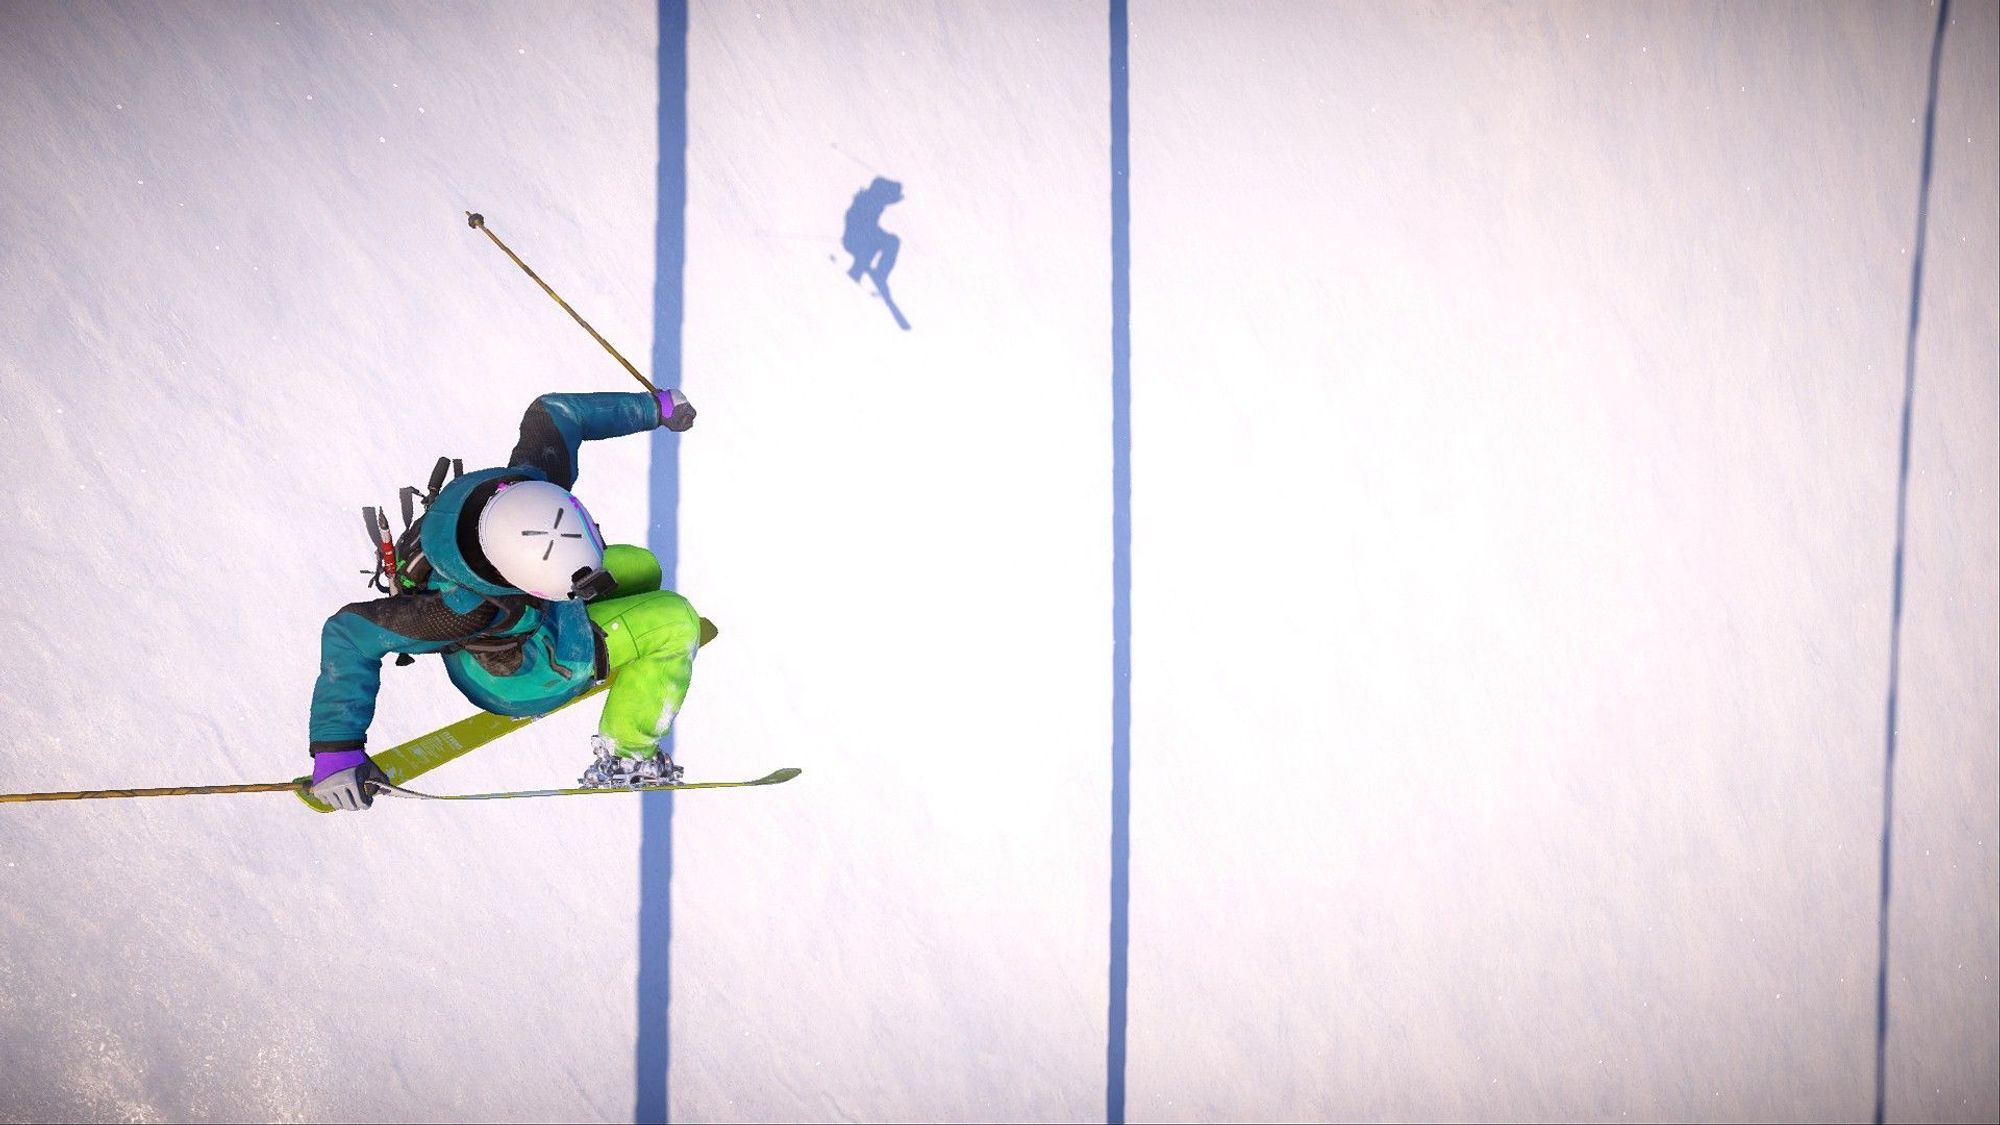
[307,391,666,754]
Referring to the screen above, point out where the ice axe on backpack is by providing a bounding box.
[359,455,463,597]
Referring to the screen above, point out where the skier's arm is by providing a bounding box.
[306,604,413,754]
[508,390,693,489]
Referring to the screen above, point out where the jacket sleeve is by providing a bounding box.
[507,392,664,489]
[306,604,418,753]
[306,593,523,753]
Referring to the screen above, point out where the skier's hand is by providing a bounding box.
[656,388,696,432]
[309,749,388,812]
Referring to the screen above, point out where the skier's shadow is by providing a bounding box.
[840,176,911,331]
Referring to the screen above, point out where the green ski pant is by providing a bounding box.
[584,546,702,756]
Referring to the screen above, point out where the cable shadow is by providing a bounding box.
[636,1,688,1122]
[1873,3,1951,1122]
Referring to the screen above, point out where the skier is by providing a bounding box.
[307,387,700,811]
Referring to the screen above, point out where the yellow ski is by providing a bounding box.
[293,681,610,812]
[295,617,719,813]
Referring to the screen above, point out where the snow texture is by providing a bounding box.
[0,1,1995,1122]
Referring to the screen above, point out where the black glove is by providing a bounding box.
[656,388,696,432]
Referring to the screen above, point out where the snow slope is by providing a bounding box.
[1,3,666,1120]
[1,1,1994,1122]
[1125,4,1999,1121]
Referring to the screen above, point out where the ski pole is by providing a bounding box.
[465,211,658,394]
[0,780,304,804]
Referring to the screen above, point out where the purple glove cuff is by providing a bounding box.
[311,748,369,785]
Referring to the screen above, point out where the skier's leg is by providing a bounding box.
[601,543,663,599]
[585,589,702,756]
[842,233,869,280]
[873,233,900,279]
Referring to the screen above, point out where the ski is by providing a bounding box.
[292,681,609,812]
[294,617,718,813]
[375,767,801,803]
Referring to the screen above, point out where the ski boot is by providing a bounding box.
[579,735,685,790]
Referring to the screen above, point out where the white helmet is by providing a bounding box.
[475,479,605,599]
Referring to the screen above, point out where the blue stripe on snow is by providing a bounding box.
[1107,2,1133,1123]
[1873,3,1951,1122]
[636,2,689,1122]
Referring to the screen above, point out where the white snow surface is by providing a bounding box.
[0,1,1995,1122]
